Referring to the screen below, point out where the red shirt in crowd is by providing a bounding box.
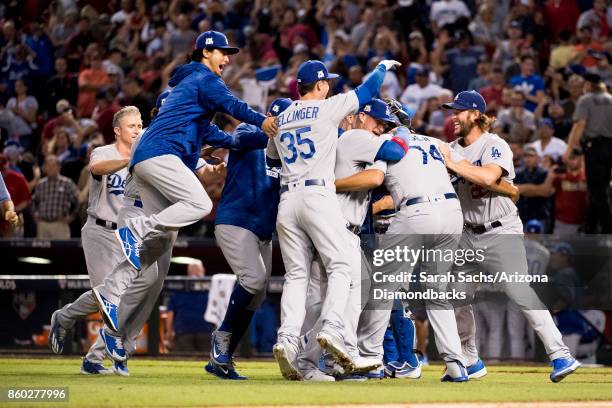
[553,170,588,224]
[542,0,580,41]
[480,85,503,109]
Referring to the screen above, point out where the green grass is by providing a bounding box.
[0,358,610,407]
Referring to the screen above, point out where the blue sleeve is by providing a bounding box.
[233,124,269,150]
[203,123,236,148]
[374,140,405,162]
[354,65,386,106]
[201,76,266,128]
[0,173,10,202]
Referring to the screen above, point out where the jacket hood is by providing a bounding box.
[169,61,209,87]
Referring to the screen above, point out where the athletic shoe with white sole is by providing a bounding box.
[466,358,487,379]
[80,359,112,375]
[316,331,354,373]
[273,341,302,381]
[389,361,422,379]
[351,356,383,373]
[441,360,469,382]
[99,328,126,362]
[550,357,580,383]
[48,310,66,354]
[205,361,247,380]
[112,360,129,377]
[92,288,119,333]
[115,226,141,271]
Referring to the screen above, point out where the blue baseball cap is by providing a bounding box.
[267,98,292,115]
[551,242,574,256]
[442,90,487,114]
[297,60,339,85]
[525,219,544,234]
[359,98,397,124]
[156,90,171,109]
[195,31,239,55]
[538,117,554,128]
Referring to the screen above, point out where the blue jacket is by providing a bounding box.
[215,123,280,241]
[131,62,266,171]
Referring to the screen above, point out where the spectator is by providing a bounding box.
[399,67,444,112]
[548,29,576,71]
[32,154,79,239]
[349,6,376,48]
[165,260,214,352]
[480,67,505,113]
[120,78,154,127]
[576,0,610,43]
[0,96,19,145]
[494,90,536,144]
[493,20,524,73]
[433,29,484,95]
[44,57,79,115]
[468,59,491,92]
[41,99,85,144]
[6,79,38,150]
[24,19,54,78]
[527,118,568,161]
[49,10,78,49]
[0,153,31,237]
[0,20,18,69]
[509,55,546,112]
[572,26,605,69]
[429,0,471,33]
[164,14,197,60]
[1,44,38,96]
[47,128,76,164]
[515,147,551,231]
[92,91,121,144]
[64,17,96,73]
[565,73,612,233]
[560,74,585,119]
[469,3,501,51]
[428,89,454,140]
[77,51,110,118]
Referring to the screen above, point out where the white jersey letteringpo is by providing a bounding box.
[450,132,516,225]
[335,129,387,227]
[385,133,460,206]
[269,92,359,184]
[87,144,128,223]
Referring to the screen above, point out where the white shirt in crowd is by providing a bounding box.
[527,137,568,161]
[399,82,444,111]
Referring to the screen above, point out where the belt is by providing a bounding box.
[279,179,326,194]
[95,217,118,230]
[465,220,502,235]
[133,199,143,208]
[347,224,361,235]
[405,193,458,207]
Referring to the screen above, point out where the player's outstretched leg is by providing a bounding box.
[385,304,421,379]
[99,328,127,362]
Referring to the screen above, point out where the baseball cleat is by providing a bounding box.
[80,359,113,375]
[316,332,354,373]
[205,361,247,380]
[100,328,127,362]
[302,369,335,382]
[273,342,302,381]
[467,358,487,379]
[115,226,142,271]
[550,357,580,383]
[336,373,368,382]
[441,360,469,382]
[365,367,384,379]
[112,360,130,377]
[48,310,66,354]
[92,288,119,332]
[210,330,232,366]
[351,356,383,373]
[387,361,422,379]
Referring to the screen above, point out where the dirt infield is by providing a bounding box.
[210,404,612,408]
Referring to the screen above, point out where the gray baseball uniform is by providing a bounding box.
[358,133,466,365]
[448,132,570,365]
[267,92,360,347]
[298,129,387,372]
[56,144,127,364]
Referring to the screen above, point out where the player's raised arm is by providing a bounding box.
[353,60,402,107]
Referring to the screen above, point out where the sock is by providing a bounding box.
[391,305,420,367]
[228,309,255,355]
[219,285,255,352]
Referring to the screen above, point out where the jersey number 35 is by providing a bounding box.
[280,126,316,164]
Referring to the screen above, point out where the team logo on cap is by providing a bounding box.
[472,103,477,108]
[317,70,324,79]
[205,37,213,45]
[272,104,280,113]
[364,105,371,112]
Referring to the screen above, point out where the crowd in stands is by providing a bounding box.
[0,0,611,239]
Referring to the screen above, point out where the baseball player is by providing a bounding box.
[98,30,276,335]
[48,106,142,375]
[112,30,276,283]
[439,90,580,382]
[266,59,401,381]
[0,172,19,227]
[297,99,412,381]
[207,98,293,380]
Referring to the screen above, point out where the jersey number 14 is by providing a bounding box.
[280,126,316,164]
